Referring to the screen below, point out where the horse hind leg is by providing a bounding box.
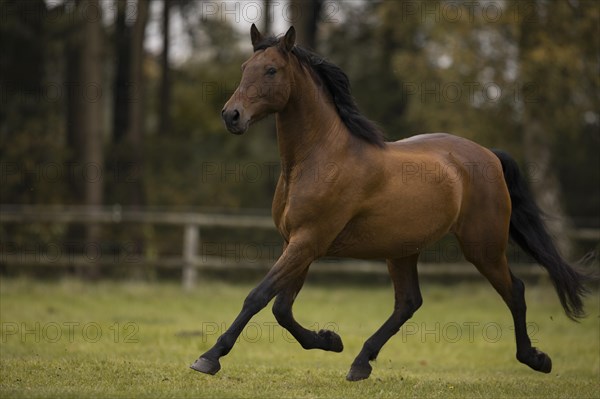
[458,236,552,373]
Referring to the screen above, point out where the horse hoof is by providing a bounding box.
[346,363,372,381]
[518,348,552,374]
[318,329,344,352]
[190,357,221,375]
[533,349,552,373]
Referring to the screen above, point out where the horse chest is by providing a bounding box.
[272,177,335,244]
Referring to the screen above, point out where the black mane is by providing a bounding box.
[253,38,386,147]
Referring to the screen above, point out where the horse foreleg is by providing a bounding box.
[347,255,422,381]
[190,240,314,375]
[272,267,344,352]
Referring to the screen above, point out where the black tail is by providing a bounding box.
[493,149,592,320]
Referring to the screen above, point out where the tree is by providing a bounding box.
[514,0,599,256]
[63,0,105,277]
[324,1,598,259]
[323,1,415,140]
[0,0,64,205]
[113,0,131,144]
[263,0,273,34]
[124,0,148,208]
[289,0,322,49]
[80,0,104,212]
[158,0,172,135]
[62,0,105,215]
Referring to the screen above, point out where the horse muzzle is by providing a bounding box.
[221,107,248,135]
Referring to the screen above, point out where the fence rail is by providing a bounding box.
[0,205,275,228]
[1,205,598,289]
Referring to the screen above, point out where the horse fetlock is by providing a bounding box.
[317,329,344,352]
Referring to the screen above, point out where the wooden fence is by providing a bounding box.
[1,205,598,289]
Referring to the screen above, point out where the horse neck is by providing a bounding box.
[275,68,348,177]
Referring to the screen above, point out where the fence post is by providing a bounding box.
[182,224,199,290]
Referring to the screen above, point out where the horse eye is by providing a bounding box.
[266,67,277,76]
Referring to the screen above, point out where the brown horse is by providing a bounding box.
[191,24,590,381]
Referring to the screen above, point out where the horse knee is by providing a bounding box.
[243,287,271,314]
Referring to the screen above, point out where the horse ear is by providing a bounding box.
[281,26,296,52]
[250,23,263,50]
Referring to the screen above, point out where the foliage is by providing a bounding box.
[144,19,279,208]
[1,1,598,266]
[323,0,599,223]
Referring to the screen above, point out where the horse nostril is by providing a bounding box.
[222,108,241,127]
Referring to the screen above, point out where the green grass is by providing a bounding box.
[1,277,598,398]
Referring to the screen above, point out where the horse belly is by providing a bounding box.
[328,205,456,259]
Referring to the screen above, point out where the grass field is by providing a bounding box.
[1,276,598,398]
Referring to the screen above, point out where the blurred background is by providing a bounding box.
[1,0,598,282]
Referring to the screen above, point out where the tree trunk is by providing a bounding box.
[77,0,105,277]
[124,0,149,268]
[518,0,572,257]
[158,0,171,135]
[65,0,83,202]
[128,0,149,208]
[263,0,272,34]
[113,0,131,143]
[290,0,322,49]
